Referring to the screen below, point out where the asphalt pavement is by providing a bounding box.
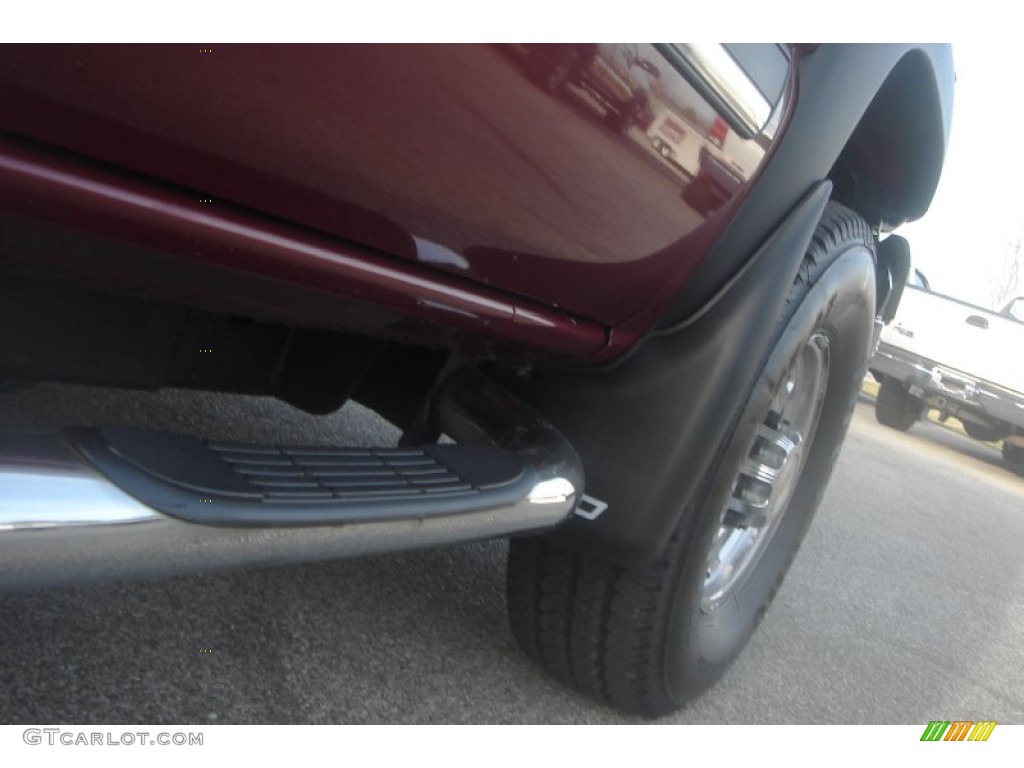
[1,384,1022,724]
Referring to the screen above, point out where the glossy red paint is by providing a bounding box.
[0,135,607,357]
[0,44,786,345]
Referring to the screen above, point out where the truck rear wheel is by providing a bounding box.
[874,378,925,431]
[507,204,876,716]
[962,419,1006,443]
[1003,441,1024,467]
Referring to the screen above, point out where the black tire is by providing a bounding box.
[604,96,643,135]
[681,178,716,215]
[507,203,877,716]
[1003,440,1024,466]
[962,419,1005,443]
[874,378,925,431]
[536,50,580,94]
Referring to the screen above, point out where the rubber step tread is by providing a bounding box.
[70,426,533,527]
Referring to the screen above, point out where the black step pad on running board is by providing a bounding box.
[71,426,536,527]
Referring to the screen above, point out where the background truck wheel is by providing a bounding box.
[962,419,1006,443]
[506,203,876,716]
[1003,440,1024,467]
[536,49,581,94]
[874,378,925,431]
[682,178,718,215]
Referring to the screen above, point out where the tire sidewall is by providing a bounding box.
[661,244,877,704]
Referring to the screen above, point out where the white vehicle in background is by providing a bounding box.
[647,107,703,175]
[870,278,1024,467]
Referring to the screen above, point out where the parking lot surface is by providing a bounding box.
[1,385,1022,723]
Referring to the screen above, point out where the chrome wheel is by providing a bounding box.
[702,331,831,610]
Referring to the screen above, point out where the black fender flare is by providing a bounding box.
[662,43,953,326]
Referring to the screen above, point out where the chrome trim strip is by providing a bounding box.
[0,493,572,589]
[0,435,160,530]
[0,472,159,530]
[668,44,775,136]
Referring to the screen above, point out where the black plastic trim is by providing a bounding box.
[71,426,533,527]
[876,235,912,323]
[659,43,953,328]
[507,183,832,566]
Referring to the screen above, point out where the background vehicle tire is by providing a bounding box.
[533,49,581,94]
[682,178,718,215]
[603,96,643,135]
[874,378,925,431]
[1002,440,1024,467]
[507,203,876,716]
[962,419,1005,443]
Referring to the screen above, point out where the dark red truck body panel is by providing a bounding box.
[0,44,783,359]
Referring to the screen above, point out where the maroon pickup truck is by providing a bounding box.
[0,44,953,716]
